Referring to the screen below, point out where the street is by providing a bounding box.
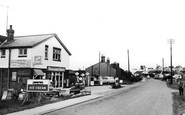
[44,79,174,115]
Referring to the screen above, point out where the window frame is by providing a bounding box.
[45,45,49,60]
[53,47,61,61]
[1,49,6,58]
[18,48,27,57]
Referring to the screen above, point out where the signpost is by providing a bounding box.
[21,79,50,105]
[27,79,50,92]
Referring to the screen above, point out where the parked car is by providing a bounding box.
[102,76,116,84]
[154,73,164,79]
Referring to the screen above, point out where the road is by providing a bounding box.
[44,79,174,115]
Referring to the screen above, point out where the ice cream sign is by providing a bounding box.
[27,79,50,92]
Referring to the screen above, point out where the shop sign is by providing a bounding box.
[33,56,42,65]
[27,79,50,92]
[47,66,65,72]
[11,60,31,68]
[18,69,31,76]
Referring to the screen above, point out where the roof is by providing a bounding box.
[0,33,71,55]
[0,35,7,44]
[134,71,143,74]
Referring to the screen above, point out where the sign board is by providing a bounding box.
[11,60,31,68]
[27,79,50,92]
[47,66,65,72]
[34,56,42,65]
[17,69,31,76]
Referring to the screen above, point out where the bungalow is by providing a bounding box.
[0,25,71,96]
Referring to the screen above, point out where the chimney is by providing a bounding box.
[101,55,105,62]
[107,57,110,64]
[7,25,14,42]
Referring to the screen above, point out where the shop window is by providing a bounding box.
[45,45,48,60]
[18,48,27,57]
[1,49,5,58]
[53,47,61,61]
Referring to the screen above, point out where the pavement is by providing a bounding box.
[6,85,115,115]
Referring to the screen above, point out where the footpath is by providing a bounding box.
[7,83,142,115]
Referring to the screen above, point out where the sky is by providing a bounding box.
[1,0,185,71]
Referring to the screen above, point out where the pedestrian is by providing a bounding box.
[178,79,184,96]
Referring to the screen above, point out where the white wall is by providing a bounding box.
[31,36,70,69]
[0,50,9,68]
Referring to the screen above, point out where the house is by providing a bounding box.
[85,55,116,85]
[0,25,71,96]
[85,56,116,77]
[111,62,125,80]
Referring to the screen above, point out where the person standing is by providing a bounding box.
[178,79,184,96]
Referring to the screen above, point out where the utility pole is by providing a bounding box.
[162,58,164,72]
[167,39,175,84]
[127,49,130,72]
[0,4,9,34]
[99,51,101,76]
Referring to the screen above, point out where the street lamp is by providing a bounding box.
[167,39,175,84]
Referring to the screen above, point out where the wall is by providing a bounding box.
[0,50,9,68]
[31,36,70,69]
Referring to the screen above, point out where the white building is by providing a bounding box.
[0,25,71,95]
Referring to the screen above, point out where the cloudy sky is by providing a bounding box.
[1,0,185,71]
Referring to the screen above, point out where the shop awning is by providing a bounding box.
[34,69,44,76]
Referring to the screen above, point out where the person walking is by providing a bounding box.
[178,79,184,96]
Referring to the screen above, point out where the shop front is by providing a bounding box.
[47,66,65,88]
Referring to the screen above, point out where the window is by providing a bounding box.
[45,45,48,60]
[1,49,5,58]
[18,48,27,57]
[12,72,17,81]
[53,47,61,61]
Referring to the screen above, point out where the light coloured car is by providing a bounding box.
[102,76,116,84]
[154,73,163,79]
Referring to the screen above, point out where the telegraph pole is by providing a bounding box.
[127,49,130,72]
[99,51,101,76]
[0,4,9,34]
[162,58,164,72]
[167,39,175,84]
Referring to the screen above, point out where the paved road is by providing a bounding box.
[44,79,174,115]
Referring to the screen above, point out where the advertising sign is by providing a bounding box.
[11,60,31,68]
[34,56,42,65]
[47,66,65,72]
[27,79,50,92]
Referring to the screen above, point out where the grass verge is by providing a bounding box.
[166,80,185,115]
[0,94,89,115]
[172,92,185,115]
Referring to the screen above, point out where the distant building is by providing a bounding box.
[111,62,125,79]
[85,56,116,78]
[0,25,71,96]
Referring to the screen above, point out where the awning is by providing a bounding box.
[34,69,44,76]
